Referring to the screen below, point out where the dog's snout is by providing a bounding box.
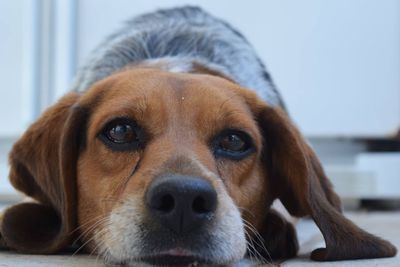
[145,175,217,234]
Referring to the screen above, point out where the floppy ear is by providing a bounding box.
[253,102,397,261]
[0,92,88,253]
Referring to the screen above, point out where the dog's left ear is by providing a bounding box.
[0,92,88,253]
[244,93,397,261]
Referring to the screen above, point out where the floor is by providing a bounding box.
[0,212,398,267]
[279,211,400,267]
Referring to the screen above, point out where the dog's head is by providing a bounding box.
[1,68,396,265]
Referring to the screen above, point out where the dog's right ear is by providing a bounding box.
[236,87,396,261]
[255,103,397,261]
[0,92,88,253]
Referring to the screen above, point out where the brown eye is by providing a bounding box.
[213,129,254,160]
[99,118,144,151]
[220,134,246,152]
[108,124,136,143]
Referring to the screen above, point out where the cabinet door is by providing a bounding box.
[0,0,38,197]
[0,0,37,137]
[75,0,400,138]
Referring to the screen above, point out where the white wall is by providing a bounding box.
[0,0,39,197]
[76,0,400,137]
[0,0,37,137]
[0,0,399,198]
[1,1,399,138]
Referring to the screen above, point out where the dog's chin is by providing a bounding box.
[106,248,238,267]
[111,256,229,267]
[138,248,227,266]
[140,255,209,266]
[102,191,247,266]
[127,257,228,267]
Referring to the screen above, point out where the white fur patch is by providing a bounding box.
[96,172,247,266]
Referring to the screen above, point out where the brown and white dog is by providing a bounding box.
[0,6,396,267]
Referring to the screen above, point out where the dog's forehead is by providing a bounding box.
[86,68,256,135]
[102,68,243,102]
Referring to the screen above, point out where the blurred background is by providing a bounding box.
[0,0,399,208]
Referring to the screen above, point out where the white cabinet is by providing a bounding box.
[0,0,38,137]
[0,139,18,198]
[0,0,39,197]
[75,0,400,138]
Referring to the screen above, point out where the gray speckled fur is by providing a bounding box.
[73,6,284,108]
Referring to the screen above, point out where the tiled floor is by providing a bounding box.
[0,211,398,266]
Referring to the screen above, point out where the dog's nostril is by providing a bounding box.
[157,194,175,213]
[192,196,209,214]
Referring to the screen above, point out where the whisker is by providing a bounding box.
[247,235,268,265]
[246,240,256,263]
[72,216,108,246]
[244,228,272,265]
[89,228,109,256]
[236,206,275,265]
[242,218,274,266]
[71,217,109,257]
[69,215,105,236]
[237,206,256,219]
[72,226,109,257]
[89,229,112,267]
[245,228,267,265]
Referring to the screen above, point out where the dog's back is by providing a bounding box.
[73,6,284,107]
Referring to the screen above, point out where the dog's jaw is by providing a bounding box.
[97,197,144,264]
[96,186,247,266]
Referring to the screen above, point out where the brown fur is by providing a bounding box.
[0,67,396,262]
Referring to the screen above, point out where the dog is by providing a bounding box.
[0,6,396,267]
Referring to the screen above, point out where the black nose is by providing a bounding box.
[145,175,217,234]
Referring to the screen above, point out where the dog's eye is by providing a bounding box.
[107,123,136,143]
[213,130,254,160]
[220,134,246,152]
[99,118,144,151]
